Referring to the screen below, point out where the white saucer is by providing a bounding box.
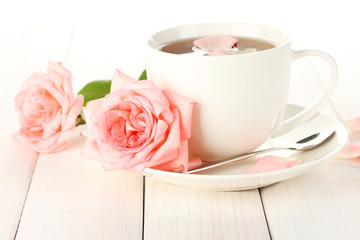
[143,104,348,191]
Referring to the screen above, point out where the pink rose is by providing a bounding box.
[81,70,198,173]
[14,62,84,153]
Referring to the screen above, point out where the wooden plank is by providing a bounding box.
[261,157,360,240]
[0,13,75,239]
[0,141,38,240]
[15,129,144,240]
[15,15,145,239]
[144,178,270,240]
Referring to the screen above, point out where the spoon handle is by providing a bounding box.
[187,147,283,174]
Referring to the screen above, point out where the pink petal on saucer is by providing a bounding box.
[343,116,360,132]
[338,143,360,159]
[207,50,234,56]
[193,36,238,51]
[245,156,300,174]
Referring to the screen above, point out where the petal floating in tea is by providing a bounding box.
[206,48,258,56]
[193,36,238,51]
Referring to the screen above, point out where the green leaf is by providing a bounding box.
[138,70,147,80]
[78,80,111,107]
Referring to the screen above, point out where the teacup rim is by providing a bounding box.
[147,22,292,58]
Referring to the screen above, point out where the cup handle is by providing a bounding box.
[272,49,338,137]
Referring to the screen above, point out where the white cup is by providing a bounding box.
[145,23,337,161]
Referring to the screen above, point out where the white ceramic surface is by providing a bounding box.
[145,23,338,161]
[143,104,348,191]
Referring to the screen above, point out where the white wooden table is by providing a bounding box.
[1,2,360,239]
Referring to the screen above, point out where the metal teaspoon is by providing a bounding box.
[187,128,336,174]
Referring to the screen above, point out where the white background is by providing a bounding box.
[1,0,359,116]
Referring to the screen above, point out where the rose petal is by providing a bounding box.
[82,70,198,174]
[44,129,74,152]
[14,90,29,111]
[32,81,61,107]
[114,109,183,173]
[146,108,182,164]
[206,48,258,56]
[111,70,159,93]
[21,72,49,89]
[343,116,360,132]
[14,62,79,153]
[151,154,202,173]
[123,119,169,164]
[27,130,73,153]
[62,94,84,131]
[193,36,238,51]
[125,90,172,123]
[111,70,173,122]
[245,156,300,174]
[188,156,202,170]
[151,141,191,172]
[81,138,102,161]
[47,61,74,98]
[338,143,360,159]
[47,61,72,80]
[42,110,62,138]
[83,97,105,139]
[99,149,134,168]
[162,90,196,141]
[111,69,136,92]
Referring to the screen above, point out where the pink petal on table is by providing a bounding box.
[338,143,360,159]
[245,156,300,174]
[343,116,360,132]
[193,36,238,51]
